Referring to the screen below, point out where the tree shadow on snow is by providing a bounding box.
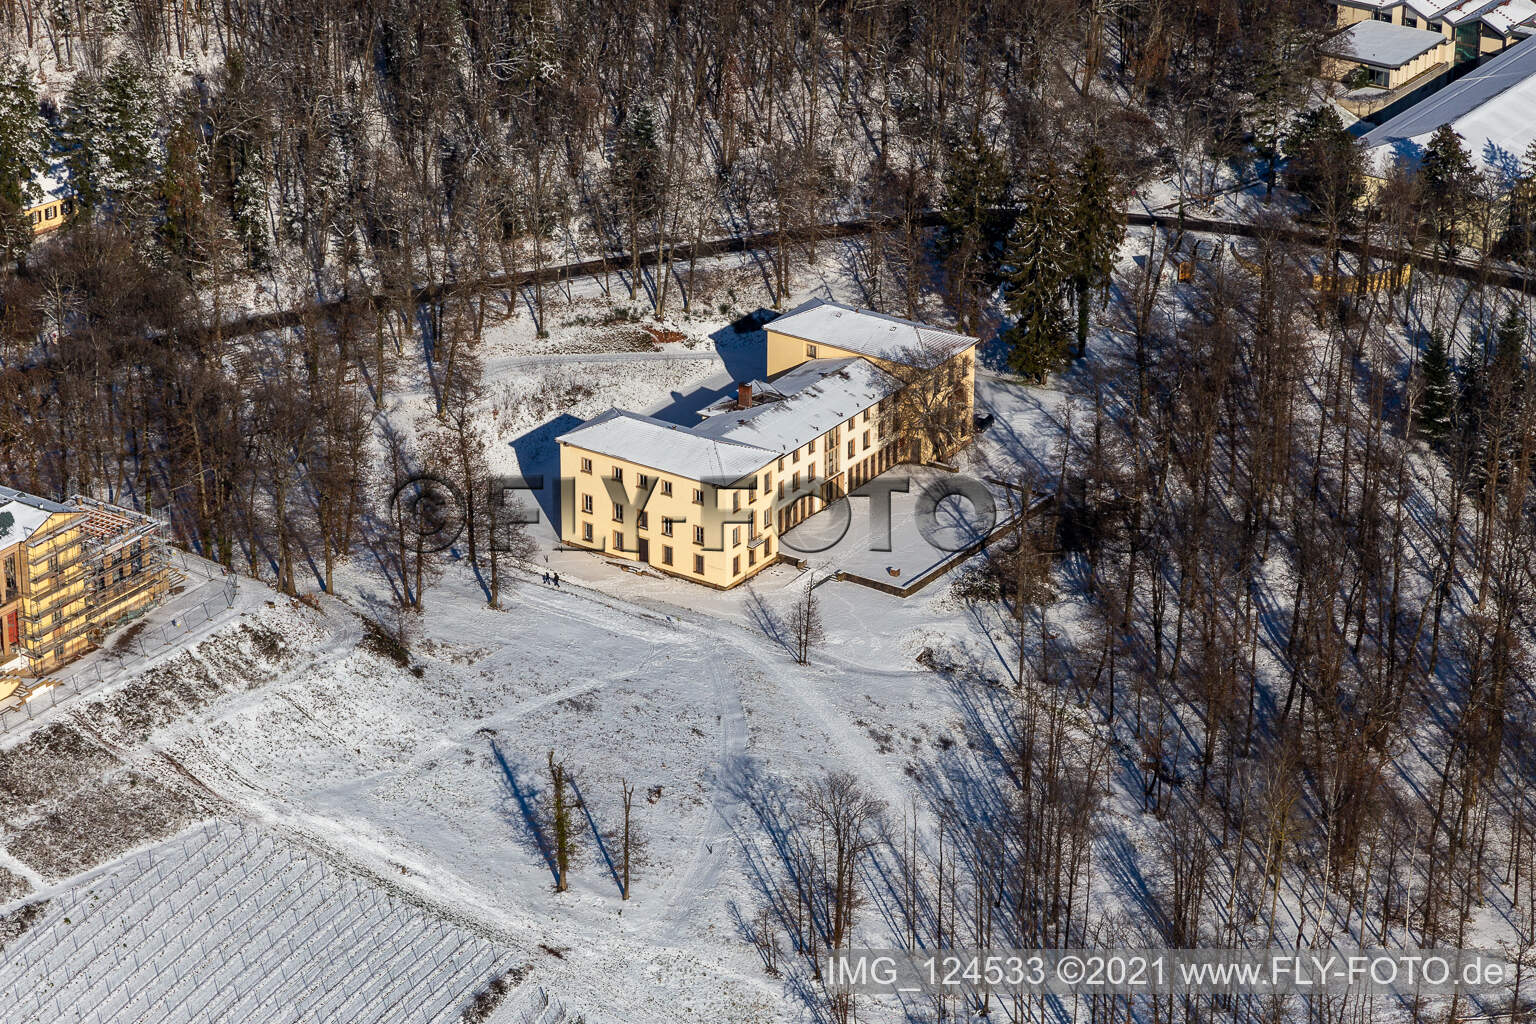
[488,739,558,885]
[742,587,795,660]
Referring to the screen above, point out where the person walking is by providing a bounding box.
[553,572,561,588]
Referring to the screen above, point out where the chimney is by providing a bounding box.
[738,381,753,409]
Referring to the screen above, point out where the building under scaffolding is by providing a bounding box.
[0,487,174,676]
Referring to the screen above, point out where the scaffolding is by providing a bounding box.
[10,495,174,674]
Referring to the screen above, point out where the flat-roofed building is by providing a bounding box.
[1331,0,1536,116]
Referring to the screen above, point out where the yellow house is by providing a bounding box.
[0,487,172,676]
[763,299,979,466]
[21,169,72,236]
[556,301,979,589]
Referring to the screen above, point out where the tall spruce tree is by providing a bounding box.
[59,54,159,219]
[1283,107,1365,217]
[936,133,1014,279]
[1002,160,1073,381]
[1492,306,1527,392]
[611,100,660,299]
[0,56,47,211]
[232,153,272,270]
[1417,330,1454,442]
[59,73,105,212]
[1419,124,1477,258]
[0,55,47,260]
[1065,144,1124,359]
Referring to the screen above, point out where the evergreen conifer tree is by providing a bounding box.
[232,154,272,270]
[1002,160,1072,381]
[1417,330,1454,442]
[936,133,1014,279]
[59,73,105,212]
[0,55,47,260]
[613,102,660,217]
[1492,305,1528,397]
[60,54,159,218]
[0,55,47,212]
[1283,106,1364,217]
[1065,144,1124,359]
[1419,125,1477,257]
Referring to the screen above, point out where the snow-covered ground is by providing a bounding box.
[4,230,1508,1023]
[0,250,1067,1023]
[1,544,1015,1021]
[0,819,514,1023]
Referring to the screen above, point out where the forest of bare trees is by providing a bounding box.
[0,0,1352,598]
[744,139,1536,1023]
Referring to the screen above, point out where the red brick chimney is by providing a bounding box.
[738,382,753,409]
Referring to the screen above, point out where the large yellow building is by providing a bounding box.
[0,487,172,677]
[556,300,978,589]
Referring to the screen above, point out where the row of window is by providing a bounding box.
[575,526,775,578]
[580,458,729,505]
[28,203,65,226]
[582,492,769,531]
[577,414,888,541]
[579,516,761,546]
[777,427,882,499]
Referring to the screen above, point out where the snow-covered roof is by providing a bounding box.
[764,356,886,398]
[1334,20,1447,67]
[1350,0,1536,30]
[696,379,787,418]
[1482,0,1536,33]
[765,299,977,366]
[693,358,902,454]
[0,500,53,543]
[0,487,73,543]
[1406,0,1476,18]
[557,409,772,482]
[30,165,70,204]
[1362,33,1536,184]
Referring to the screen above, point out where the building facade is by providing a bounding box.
[0,488,172,675]
[1357,33,1536,250]
[21,169,73,236]
[1331,0,1536,116]
[556,301,978,589]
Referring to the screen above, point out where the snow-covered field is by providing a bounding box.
[0,546,1015,1021]
[0,819,514,1023]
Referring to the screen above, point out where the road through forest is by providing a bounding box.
[205,205,1536,345]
